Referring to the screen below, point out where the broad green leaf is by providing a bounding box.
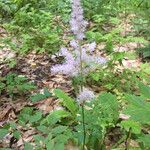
[30,93,47,102]
[54,142,64,150]
[37,126,48,134]
[9,122,17,129]
[124,95,150,124]
[97,92,119,120]
[29,111,42,123]
[54,89,78,116]
[13,131,21,140]
[0,129,9,139]
[45,133,54,150]
[46,140,54,150]
[125,94,145,107]
[44,88,52,97]
[138,135,150,148]
[120,120,141,134]
[51,126,68,135]
[54,134,70,146]
[46,110,70,125]
[24,143,33,150]
[33,135,45,143]
[139,82,150,99]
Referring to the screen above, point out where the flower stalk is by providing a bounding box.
[51,0,107,148]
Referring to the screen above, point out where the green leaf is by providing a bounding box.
[30,93,47,102]
[29,111,42,123]
[37,125,48,134]
[124,94,150,124]
[0,129,9,139]
[91,73,101,81]
[13,131,21,139]
[33,135,45,143]
[24,143,33,150]
[139,82,150,99]
[30,88,52,102]
[54,89,78,116]
[46,140,54,150]
[120,120,141,134]
[97,92,119,120]
[54,142,64,150]
[45,110,70,125]
[9,122,17,129]
[51,126,68,135]
[138,134,150,148]
[44,88,52,97]
[45,134,54,150]
[54,134,70,144]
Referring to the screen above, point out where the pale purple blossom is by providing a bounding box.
[51,47,107,77]
[70,0,88,40]
[59,48,74,64]
[88,42,96,53]
[51,63,79,76]
[96,57,107,64]
[70,40,79,49]
[51,0,107,77]
[77,87,95,104]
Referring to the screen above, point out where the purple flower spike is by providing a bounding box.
[70,40,79,49]
[70,0,88,40]
[51,0,107,78]
[77,87,95,104]
[88,42,96,53]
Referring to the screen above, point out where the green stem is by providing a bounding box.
[78,40,85,149]
[79,41,83,91]
[125,127,132,150]
[82,105,86,150]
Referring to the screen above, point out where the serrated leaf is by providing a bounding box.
[46,138,54,150]
[0,129,9,139]
[54,142,64,150]
[125,94,145,107]
[30,89,52,102]
[138,135,150,148]
[13,131,21,139]
[44,88,52,97]
[120,120,141,134]
[24,143,33,150]
[37,126,48,134]
[46,110,70,125]
[54,89,78,116]
[54,134,70,144]
[30,93,47,102]
[124,95,150,124]
[29,111,42,123]
[33,135,45,143]
[97,92,119,120]
[9,122,17,129]
[139,82,150,99]
[51,126,68,135]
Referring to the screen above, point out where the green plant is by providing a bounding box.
[120,82,150,150]
[0,0,16,20]
[1,83,150,149]
[137,44,150,59]
[0,73,36,97]
[3,8,62,54]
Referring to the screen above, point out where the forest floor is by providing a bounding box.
[0,17,150,149]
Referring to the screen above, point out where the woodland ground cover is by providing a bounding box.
[0,0,150,150]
